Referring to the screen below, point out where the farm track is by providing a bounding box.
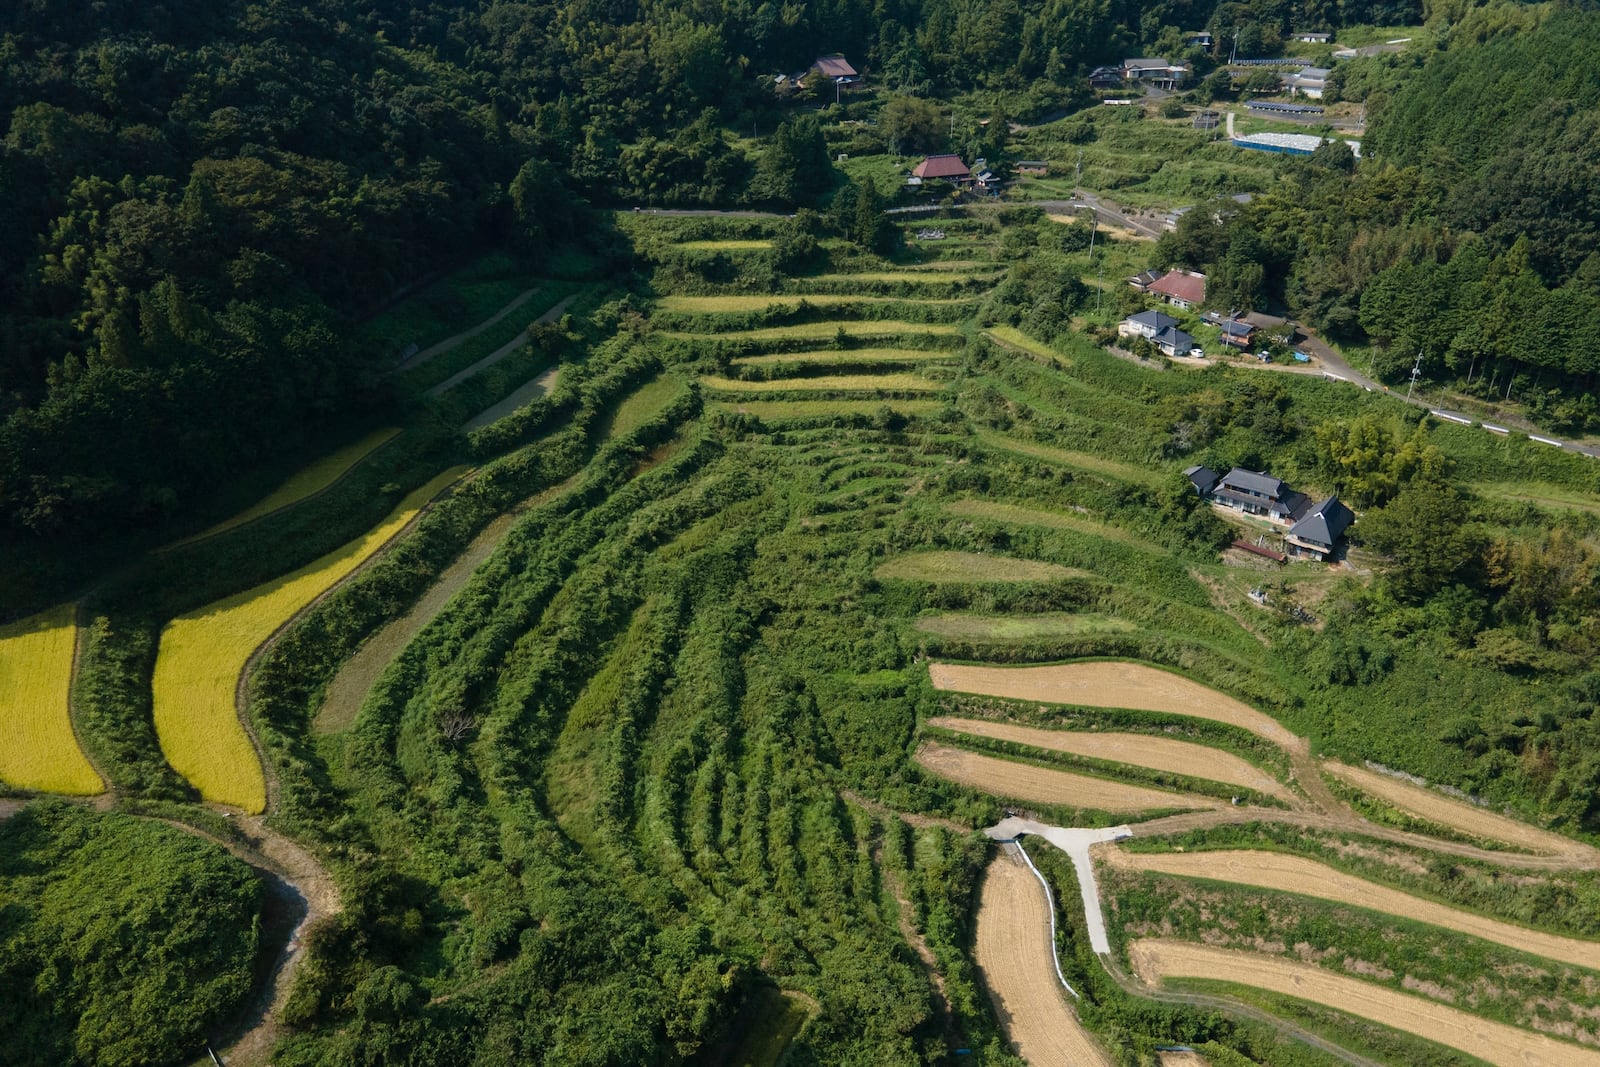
[426,293,579,398]
[394,286,542,373]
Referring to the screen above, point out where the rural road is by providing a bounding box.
[985,817,1130,953]
[427,292,580,398]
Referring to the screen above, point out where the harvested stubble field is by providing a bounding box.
[928,661,1299,749]
[167,427,400,548]
[971,427,1163,488]
[657,294,968,313]
[928,718,1291,801]
[1324,761,1593,860]
[944,498,1144,546]
[153,468,464,812]
[915,743,1220,814]
[662,321,961,342]
[914,612,1137,641]
[0,605,101,795]
[1128,939,1600,1067]
[699,373,944,394]
[731,348,952,368]
[1104,847,1600,971]
[709,399,944,421]
[876,551,1084,583]
[974,849,1113,1067]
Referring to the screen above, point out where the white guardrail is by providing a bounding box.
[1009,840,1081,999]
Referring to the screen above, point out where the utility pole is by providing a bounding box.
[1075,150,1083,200]
[1406,350,1424,401]
[1230,24,1241,65]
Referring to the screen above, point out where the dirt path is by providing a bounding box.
[463,366,560,431]
[974,848,1114,1067]
[877,851,958,1048]
[1128,939,1600,1067]
[929,718,1293,803]
[395,287,542,373]
[1325,761,1597,861]
[427,293,579,398]
[918,743,1222,814]
[1105,848,1600,971]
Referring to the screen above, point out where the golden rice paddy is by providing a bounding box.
[0,605,101,795]
[699,373,944,393]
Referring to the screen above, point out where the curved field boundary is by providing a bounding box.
[731,348,954,368]
[944,497,1145,547]
[914,612,1137,642]
[700,373,944,394]
[395,286,542,373]
[974,849,1113,1067]
[463,366,559,431]
[162,427,401,551]
[153,468,465,812]
[426,293,579,398]
[661,321,961,343]
[656,294,971,313]
[877,551,1085,584]
[1104,848,1600,972]
[970,427,1164,489]
[1324,762,1593,860]
[709,399,944,421]
[0,605,101,795]
[929,718,1292,802]
[1128,939,1600,1067]
[928,662,1298,749]
[916,743,1221,814]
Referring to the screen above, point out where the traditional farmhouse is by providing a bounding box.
[1286,66,1331,98]
[1089,65,1125,89]
[1212,468,1308,523]
[1286,496,1354,560]
[1148,269,1206,309]
[812,55,859,82]
[912,155,972,184]
[1295,31,1332,43]
[1203,311,1256,348]
[1118,312,1200,357]
[1122,57,1190,88]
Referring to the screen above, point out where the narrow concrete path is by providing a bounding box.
[427,293,579,398]
[464,366,559,431]
[395,287,542,373]
[986,816,1131,954]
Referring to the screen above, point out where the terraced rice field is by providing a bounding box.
[673,239,772,251]
[602,375,686,441]
[657,294,968,313]
[945,498,1144,545]
[1324,761,1592,859]
[168,427,400,547]
[708,399,945,421]
[875,551,1084,583]
[700,374,944,394]
[153,468,464,812]
[928,719,1291,800]
[804,271,997,284]
[1128,939,1600,1067]
[915,743,1220,813]
[974,850,1113,1067]
[971,427,1163,488]
[0,605,101,795]
[928,661,1298,748]
[731,348,951,368]
[914,612,1137,642]
[663,321,961,343]
[1104,848,1600,970]
[986,326,1069,363]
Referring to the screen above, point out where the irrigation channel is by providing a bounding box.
[934,660,1600,1067]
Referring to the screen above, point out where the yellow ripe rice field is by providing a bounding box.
[673,239,773,251]
[662,320,962,343]
[657,294,969,313]
[985,326,1069,364]
[0,605,101,795]
[152,467,465,812]
[708,399,944,421]
[167,427,400,547]
[731,348,953,368]
[700,373,945,394]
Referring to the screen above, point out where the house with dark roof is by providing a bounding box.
[1123,58,1190,88]
[1184,465,1219,497]
[812,55,859,80]
[1117,310,1181,340]
[1286,496,1354,560]
[1213,468,1309,523]
[912,155,972,183]
[1151,325,1201,358]
[1090,65,1125,89]
[1149,269,1206,309]
[1286,67,1331,99]
[1188,31,1215,48]
[1203,311,1256,348]
[1128,269,1165,292]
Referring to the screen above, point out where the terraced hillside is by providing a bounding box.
[7,211,1600,1067]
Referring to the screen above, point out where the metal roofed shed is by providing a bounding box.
[1232,132,1361,158]
[1183,465,1219,497]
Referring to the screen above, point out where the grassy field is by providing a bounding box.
[601,374,688,442]
[803,271,997,284]
[362,254,536,354]
[1469,480,1600,517]
[167,428,401,548]
[663,320,962,342]
[986,325,1070,364]
[731,348,953,368]
[708,399,944,421]
[673,239,773,251]
[152,468,464,812]
[914,612,1137,641]
[875,550,1084,583]
[701,373,945,394]
[656,294,969,313]
[971,427,1166,488]
[0,605,101,795]
[944,498,1145,546]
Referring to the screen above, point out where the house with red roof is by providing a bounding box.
[1148,269,1206,310]
[912,155,972,183]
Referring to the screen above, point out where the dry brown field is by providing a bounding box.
[915,743,1220,814]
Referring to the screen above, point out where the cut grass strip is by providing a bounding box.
[700,373,944,394]
[972,427,1164,488]
[916,742,1218,813]
[657,294,969,313]
[663,320,961,343]
[709,399,943,421]
[1469,481,1600,517]
[732,348,953,368]
[1129,939,1600,1067]
[875,551,1084,583]
[0,605,101,795]
[985,326,1070,364]
[914,612,1137,641]
[166,428,401,548]
[945,498,1143,545]
[153,468,465,812]
[601,374,687,442]
[803,271,997,284]
[674,240,772,251]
